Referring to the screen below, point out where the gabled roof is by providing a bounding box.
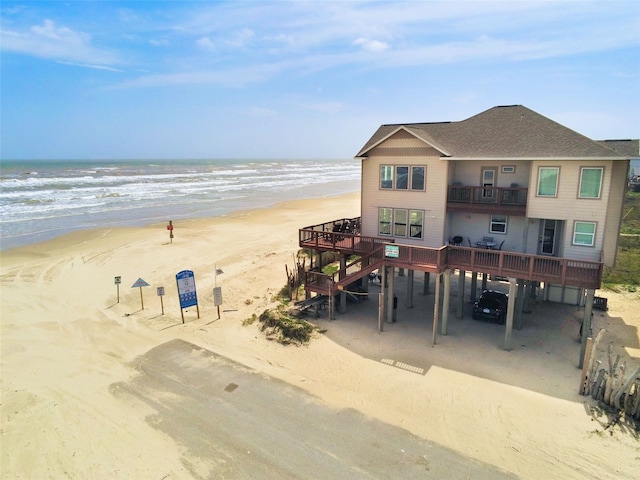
[356,105,635,160]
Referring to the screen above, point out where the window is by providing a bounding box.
[379,208,392,235]
[394,209,408,236]
[579,167,603,198]
[537,167,559,197]
[379,207,424,239]
[409,210,423,238]
[573,221,596,246]
[490,215,507,234]
[380,166,393,189]
[396,166,409,190]
[411,166,425,190]
[380,165,425,191]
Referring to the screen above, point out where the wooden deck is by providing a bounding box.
[299,218,603,292]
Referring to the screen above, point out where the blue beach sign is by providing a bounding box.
[176,270,200,322]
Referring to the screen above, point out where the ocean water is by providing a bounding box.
[0,158,361,251]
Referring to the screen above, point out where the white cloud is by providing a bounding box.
[353,37,389,52]
[196,36,216,51]
[1,19,119,66]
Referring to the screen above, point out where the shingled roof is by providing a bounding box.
[356,105,634,159]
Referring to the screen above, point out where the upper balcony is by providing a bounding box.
[447,185,527,216]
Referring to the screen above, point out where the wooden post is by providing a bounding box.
[432,273,441,346]
[378,292,384,333]
[386,267,395,323]
[470,271,478,302]
[440,270,450,335]
[139,286,144,310]
[579,289,595,368]
[579,337,594,394]
[423,272,430,295]
[456,269,465,319]
[503,277,517,351]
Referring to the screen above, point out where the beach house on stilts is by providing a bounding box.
[298,105,639,366]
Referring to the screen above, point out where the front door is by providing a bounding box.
[539,219,556,255]
[481,168,497,200]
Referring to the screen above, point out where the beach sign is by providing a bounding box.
[131,278,150,310]
[157,286,165,315]
[114,276,122,303]
[176,270,200,322]
[385,245,400,258]
[213,286,223,319]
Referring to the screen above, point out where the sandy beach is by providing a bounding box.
[1,191,638,479]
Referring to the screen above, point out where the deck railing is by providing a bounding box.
[448,185,528,206]
[300,220,603,290]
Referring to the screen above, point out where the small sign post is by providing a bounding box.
[213,286,223,319]
[131,278,150,310]
[167,220,174,243]
[176,270,199,323]
[114,276,122,303]
[157,286,165,315]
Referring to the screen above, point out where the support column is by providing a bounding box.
[386,267,395,323]
[470,271,478,302]
[381,266,388,323]
[456,269,466,319]
[377,285,384,333]
[432,273,441,346]
[503,277,517,351]
[440,270,451,335]
[406,269,414,308]
[579,289,595,368]
[514,279,525,330]
[339,255,347,313]
[481,272,488,291]
[423,272,430,295]
[523,281,532,313]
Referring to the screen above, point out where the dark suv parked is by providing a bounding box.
[472,290,509,324]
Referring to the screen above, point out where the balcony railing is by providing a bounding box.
[299,219,603,290]
[447,185,527,215]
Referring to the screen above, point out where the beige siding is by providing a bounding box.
[449,160,531,188]
[527,160,614,262]
[361,132,448,247]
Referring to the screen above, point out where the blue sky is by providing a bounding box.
[1,1,639,160]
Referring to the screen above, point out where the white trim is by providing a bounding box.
[357,126,451,157]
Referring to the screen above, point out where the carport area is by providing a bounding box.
[317,271,597,400]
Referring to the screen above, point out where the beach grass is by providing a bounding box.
[602,191,640,289]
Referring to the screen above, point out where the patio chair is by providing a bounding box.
[496,240,505,250]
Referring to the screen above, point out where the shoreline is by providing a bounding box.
[0,190,361,253]
[2,190,639,479]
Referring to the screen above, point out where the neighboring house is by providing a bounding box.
[299,105,637,363]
